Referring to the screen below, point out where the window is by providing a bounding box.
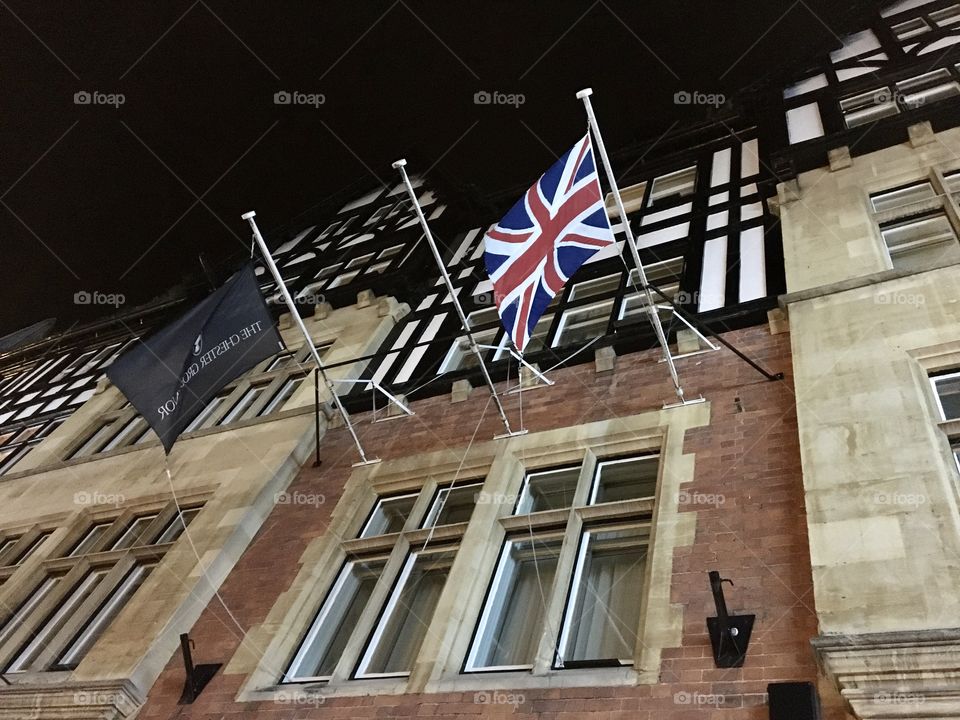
[466,453,659,673]
[880,212,960,270]
[183,390,232,433]
[284,556,388,681]
[555,525,648,667]
[465,535,563,671]
[0,501,203,672]
[345,252,374,270]
[932,371,960,421]
[648,167,696,204]
[840,88,899,128]
[69,422,115,459]
[67,522,112,557]
[604,182,646,218]
[422,482,481,527]
[359,494,418,538]
[870,181,937,213]
[895,69,960,108]
[315,263,343,281]
[569,274,621,302]
[327,270,360,289]
[931,4,960,25]
[217,383,270,425]
[553,300,613,348]
[356,546,457,678]
[892,17,930,39]
[438,328,498,374]
[261,375,307,415]
[110,514,160,550]
[100,416,147,453]
[266,352,296,371]
[620,258,684,320]
[515,466,581,513]
[365,205,392,226]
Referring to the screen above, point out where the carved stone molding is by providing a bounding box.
[813,628,960,718]
[0,678,143,720]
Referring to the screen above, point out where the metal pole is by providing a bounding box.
[576,88,687,405]
[242,211,377,465]
[313,369,321,467]
[391,160,519,437]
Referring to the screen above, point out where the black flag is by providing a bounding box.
[107,265,284,453]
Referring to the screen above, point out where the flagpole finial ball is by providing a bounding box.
[241,211,257,220]
[392,159,407,169]
[576,88,593,99]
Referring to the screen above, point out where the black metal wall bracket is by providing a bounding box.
[706,570,755,668]
[179,632,222,704]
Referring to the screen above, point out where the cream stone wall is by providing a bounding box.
[782,128,960,715]
[781,126,960,294]
[0,295,406,719]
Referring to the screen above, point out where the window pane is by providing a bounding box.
[68,523,112,556]
[934,372,960,420]
[840,88,899,128]
[467,536,561,670]
[895,69,960,108]
[183,392,230,433]
[55,563,154,668]
[422,483,480,528]
[7,569,108,672]
[554,300,613,348]
[649,167,696,204]
[516,467,581,514]
[70,423,114,459]
[218,385,268,425]
[154,507,201,544]
[931,4,960,26]
[358,549,455,676]
[881,213,960,271]
[591,456,659,504]
[360,494,417,538]
[0,576,60,648]
[439,328,497,373]
[261,375,307,415]
[101,417,147,453]
[285,557,386,681]
[558,526,648,666]
[892,17,930,39]
[869,181,936,213]
[110,514,159,550]
[13,531,52,565]
[569,274,622,302]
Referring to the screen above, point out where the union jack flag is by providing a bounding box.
[484,134,615,351]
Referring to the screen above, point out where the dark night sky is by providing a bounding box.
[1,1,876,337]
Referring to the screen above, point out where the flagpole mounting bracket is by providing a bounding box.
[352,458,382,467]
[663,396,706,409]
[494,429,528,440]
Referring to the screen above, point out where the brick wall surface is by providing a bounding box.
[137,326,843,720]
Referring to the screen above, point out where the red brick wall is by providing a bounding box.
[138,326,838,720]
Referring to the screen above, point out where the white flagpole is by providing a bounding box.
[391,160,523,438]
[576,88,694,406]
[242,211,379,465]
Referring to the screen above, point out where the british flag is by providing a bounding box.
[484,134,615,351]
